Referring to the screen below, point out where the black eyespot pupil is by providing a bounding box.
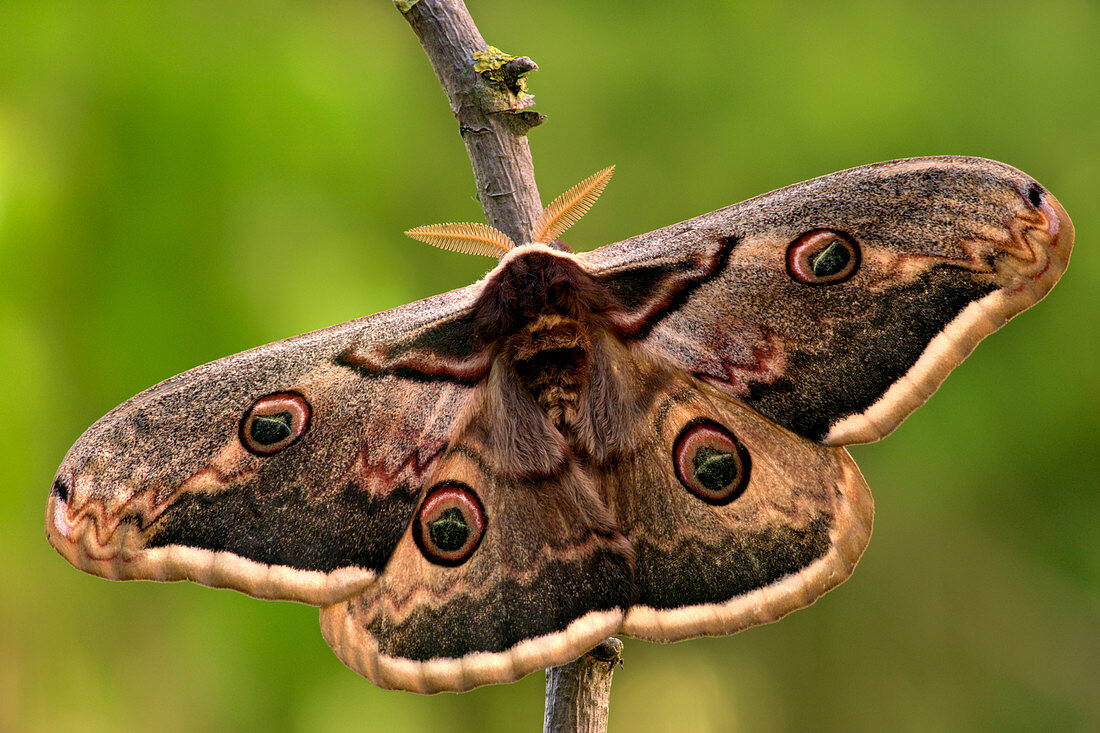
[52,476,71,502]
[809,239,850,277]
[1027,182,1044,208]
[693,446,738,493]
[428,508,470,552]
[250,412,292,445]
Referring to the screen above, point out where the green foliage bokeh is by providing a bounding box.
[2,1,1097,731]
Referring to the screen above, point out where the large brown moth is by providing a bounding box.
[47,156,1072,693]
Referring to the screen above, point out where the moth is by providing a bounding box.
[47,156,1072,693]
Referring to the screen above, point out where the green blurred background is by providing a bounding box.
[2,1,1097,731]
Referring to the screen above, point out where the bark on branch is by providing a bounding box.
[543,638,624,733]
[397,0,546,247]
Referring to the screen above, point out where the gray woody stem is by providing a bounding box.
[397,0,545,247]
[394,0,622,729]
[543,639,624,733]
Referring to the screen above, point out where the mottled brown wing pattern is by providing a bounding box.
[46,287,483,605]
[601,373,871,640]
[47,156,1072,695]
[583,157,1073,444]
[319,330,870,693]
[321,386,635,693]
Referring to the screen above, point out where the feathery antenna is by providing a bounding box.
[404,222,516,257]
[405,166,615,257]
[532,166,614,245]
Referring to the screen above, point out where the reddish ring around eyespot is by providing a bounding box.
[239,391,311,455]
[786,229,860,285]
[414,482,487,566]
[672,419,751,505]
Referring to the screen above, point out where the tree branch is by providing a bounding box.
[397,0,546,247]
[543,638,624,733]
[395,1,621,729]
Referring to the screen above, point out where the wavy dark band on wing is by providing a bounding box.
[633,517,831,610]
[369,546,632,661]
[741,266,995,442]
[147,478,421,574]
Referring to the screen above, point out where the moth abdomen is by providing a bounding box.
[507,314,592,427]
